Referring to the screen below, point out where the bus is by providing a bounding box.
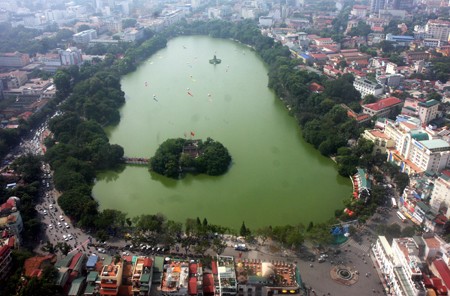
[396,211,407,223]
[391,197,398,208]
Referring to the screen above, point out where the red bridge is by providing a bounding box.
[123,157,149,165]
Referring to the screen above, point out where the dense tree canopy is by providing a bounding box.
[150,138,232,178]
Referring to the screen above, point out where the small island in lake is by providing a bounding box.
[150,137,231,179]
[209,55,221,64]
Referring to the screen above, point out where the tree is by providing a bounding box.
[53,70,71,96]
[41,241,57,254]
[211,237,227,255]
[363,94,377,104]
[77,24,91,32]
[240,221,250,237]
[122,18,137,29]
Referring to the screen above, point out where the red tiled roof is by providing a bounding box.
[24,254,56,278]
[188,277,198,295]
[0,245,10,258]
[143,257,152,268]
[68,253,82,270]
[203,273,215,294]
[369,130,390,139]
[310,53,327,60]
[363,97,402,111]
[309,82,324,92]
[434,259,450,289]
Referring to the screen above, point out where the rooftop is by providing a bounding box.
[418,99,439,108]
[420,139,450,150]
[423,235,442,249]
[368,129,390,139]
[236,259,299,288]
[363,97,402,112]
[161,260,189,293]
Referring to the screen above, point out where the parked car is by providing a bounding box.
[234,244,248,251]
[64,222,69,229]
[63,234,68,241]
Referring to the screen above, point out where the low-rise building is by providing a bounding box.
[363,129,396,154]
[131,256,153,296]
[353,78,384,98]
[99,258,123,295]
[0,52,30,68]
[73,29,98,44]
[362,97,403,118]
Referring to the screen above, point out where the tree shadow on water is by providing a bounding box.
[96,164,126,183]
[149,171,178,188]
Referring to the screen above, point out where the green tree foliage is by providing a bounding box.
[150,138,185,178]
[150,138,231,178]
[240,221,250,236]
[122,18,137,29]
[11,153,42,183]
[77,24,91,32]
[18,266,62,296]
[196,138,232,175]
[348,21,372,37]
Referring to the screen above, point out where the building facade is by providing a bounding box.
[353,78,384,98]
[418,99,439,125]
[0,52,30,67]
[425,20,450,42]
[430,171,450,217]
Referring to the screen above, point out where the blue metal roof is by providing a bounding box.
[86,255,98,268]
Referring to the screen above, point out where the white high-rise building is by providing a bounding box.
[59,47,83,66]
[430,171,450,217]
[425,19,450,42]
[418,99,440,125]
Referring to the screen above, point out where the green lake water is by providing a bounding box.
[92,35,351,230]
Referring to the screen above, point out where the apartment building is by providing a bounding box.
[425,19,450,42]
[0,52,30,67]
[353,78,384,98]
[418,99,440,125]
[73,29,98,44]
[99,258,123,295]
[429,171,450,218]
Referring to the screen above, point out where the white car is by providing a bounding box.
[59,215,64,221]
[48,224,53,229]
[43,210,47,215]
[57,222,62,227]
[49,204,53,209]
[68,234,73,240]
[64,222,70,229]
[63,234,68,241]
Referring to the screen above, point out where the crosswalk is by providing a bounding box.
[346,238,372,253]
